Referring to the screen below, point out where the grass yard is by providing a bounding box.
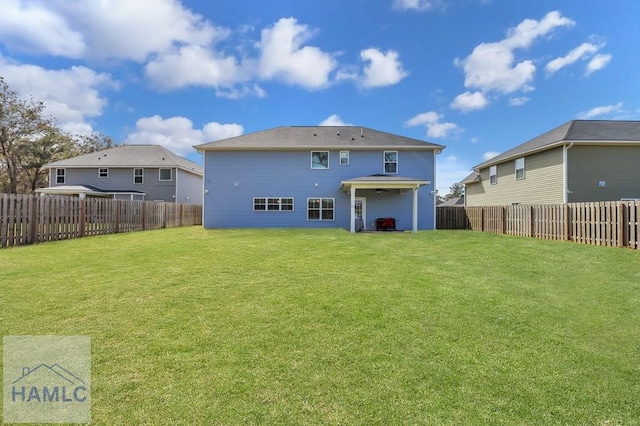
[1,228,640,425]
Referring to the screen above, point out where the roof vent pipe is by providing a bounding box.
[337,130,340,136]
[360,127,364,137]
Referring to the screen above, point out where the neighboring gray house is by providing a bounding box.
[38,145,203,204]
[195,126,444,232]
[438,196,464,207]
[463,120,640,206]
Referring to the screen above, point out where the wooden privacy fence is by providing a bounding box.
[437,201,640,250]
[0,193,202,248]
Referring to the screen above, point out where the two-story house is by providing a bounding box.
[38,145,203,204]
[462,120,640,206]
[195,126,444,232]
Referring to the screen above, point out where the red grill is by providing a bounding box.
[375,217,396,231]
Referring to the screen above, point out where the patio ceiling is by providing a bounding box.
[340,174,430,192]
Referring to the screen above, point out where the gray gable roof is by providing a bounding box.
[474,120,640,170]
[438,196,465,207]
[194,126,445,151]
[45,145,203,175]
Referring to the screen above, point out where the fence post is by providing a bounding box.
[28,195,35,244]
[618,202,627,248]
[163,202,168,228]
[79,199,86,237]
[114,200,121,233]
[142,202,147,230]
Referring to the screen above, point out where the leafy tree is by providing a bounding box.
[0,77,116,193]
[0,77,53,193]
[72,132,114,155]
[444,182,465,200]
[21,126,75,192]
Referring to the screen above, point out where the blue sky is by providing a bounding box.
[1,0,639,194]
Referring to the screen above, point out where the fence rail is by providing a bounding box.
[0,193,202,248]
[437,201,640,250]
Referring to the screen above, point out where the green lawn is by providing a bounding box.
[1,228,639,425]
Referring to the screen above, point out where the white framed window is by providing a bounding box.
[307,198,334,221]
[98,168,108,178]
[489,165,497,185]
[134,168,144,184]
[159,168,172,181]
[55,168,66,184]
[384,151,398,174]
[311,151,329,169]
[254,197,294,212]
[340,151,349,165]
[515,157,525,180]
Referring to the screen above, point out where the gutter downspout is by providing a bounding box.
[433,149,442,230]
[563,142,573,203]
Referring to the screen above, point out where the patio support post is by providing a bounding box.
[412,187,418,233]
[350,186,356,233]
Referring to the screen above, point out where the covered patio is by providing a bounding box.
[35,185,146,200]
[340,174,431,233]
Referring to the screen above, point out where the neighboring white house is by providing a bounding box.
[463,120,640,206]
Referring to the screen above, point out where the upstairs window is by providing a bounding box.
[311,151,329,169]
[384,151,398,174]
[56,168,66,184]
[340,151,349,165]
[98,168,108,178]
[515,157,525,180]
[489,165,497,185]
[159,168,172,181]
[134,168,144,184]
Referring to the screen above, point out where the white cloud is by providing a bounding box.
[258,18,336,89]
[360,48,408,88]
[483,151,500,161]
[202,122,245,141]
[0,2,414,97]
[405,111,461,139]
[215,84,266,100]
[0,56,114,134]
[392,0,441,12]
[0,0,85,57]
[0,0,217,62]
[319,114,351,126]
[125,115,243,156]
[577,102,624,119]
[454,11,574,109]
[545,42,601,75]
[586,53,612,76]
[145,44,245,91]
[509,96,530,106]
[451,91,489,111]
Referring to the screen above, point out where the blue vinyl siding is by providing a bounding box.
[203,149,437,230]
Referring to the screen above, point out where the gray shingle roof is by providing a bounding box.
[474,120,640,169]
[45,145,203,175]
[194,126,445,150]
[460,171,480,185]
[438,196,465,207]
